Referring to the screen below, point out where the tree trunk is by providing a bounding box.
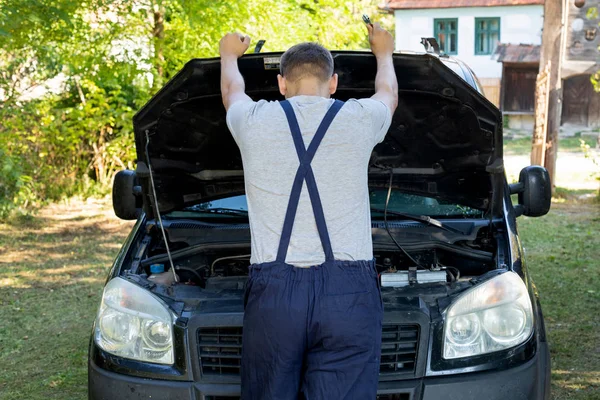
[535,0,566,192]
[531,62,550,166]
[152,4,165,88]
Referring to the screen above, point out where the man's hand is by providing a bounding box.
[367,23,394,59]
[366,22,398,113]
[220,33,252,110]
[220,32,251,59]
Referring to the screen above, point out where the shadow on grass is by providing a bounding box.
[519,202,600,400]
[553,187,599,202]
[0,281,106,400]
[0,198,133,399]
[504,135,599,156]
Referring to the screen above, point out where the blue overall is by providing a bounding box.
[241,100,383,400]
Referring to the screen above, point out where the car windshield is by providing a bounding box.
[172,190,483,219]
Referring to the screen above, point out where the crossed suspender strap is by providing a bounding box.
[275,99,344,263]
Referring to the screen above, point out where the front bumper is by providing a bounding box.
[89,342,550,400]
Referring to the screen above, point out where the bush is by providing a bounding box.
[0,146,27,217]
[0,76,143,219]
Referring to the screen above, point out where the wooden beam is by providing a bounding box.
[499,63,506,111]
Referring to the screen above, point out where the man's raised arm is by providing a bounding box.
[220,33,252,111]
[367,23,398,113]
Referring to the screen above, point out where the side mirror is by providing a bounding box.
[509,166,551,217]
[113,170,143,220]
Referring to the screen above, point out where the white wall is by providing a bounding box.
[394,5,544,79]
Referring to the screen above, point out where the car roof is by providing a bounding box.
[439,58,482,93]
[392,50,482,94]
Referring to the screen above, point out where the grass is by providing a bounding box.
[503,136,600,191]
[0,197,599,399]
[504,135,598,156]
[519,201,600,399]
[0,198,133,400]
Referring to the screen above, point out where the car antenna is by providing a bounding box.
[420,37,447,57]
[144,129,178,283]
[420,37,439,54]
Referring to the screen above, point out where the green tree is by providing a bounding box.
[0,0,392,216]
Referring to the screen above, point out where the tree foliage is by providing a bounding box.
[0,0,392,216]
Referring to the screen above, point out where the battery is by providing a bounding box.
[381,270,447,287]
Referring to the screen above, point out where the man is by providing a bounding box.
[220,22,398,400]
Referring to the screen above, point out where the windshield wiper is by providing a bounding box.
[370,207,465,234]
[182,206,248,216]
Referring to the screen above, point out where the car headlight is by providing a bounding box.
[94,277,175,364]
[443,272,533,359]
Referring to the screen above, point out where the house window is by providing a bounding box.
[475,18,500,55]
[434,18,458,55]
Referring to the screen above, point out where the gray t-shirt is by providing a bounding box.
[226,95,392,267]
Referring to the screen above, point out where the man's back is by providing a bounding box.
[227,95,391,267]
[219,24,398,399]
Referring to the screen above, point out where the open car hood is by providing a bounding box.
[133,51,504,218]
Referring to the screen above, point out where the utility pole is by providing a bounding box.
[533,0,566,191]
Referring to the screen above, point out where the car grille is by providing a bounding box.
[198,327,243,376]
[379,324,420,377]
[198,324,420,379]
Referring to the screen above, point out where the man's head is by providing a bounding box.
[277,42,338,98]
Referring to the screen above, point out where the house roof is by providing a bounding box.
[493,43,541,63]
[384,0,544,10]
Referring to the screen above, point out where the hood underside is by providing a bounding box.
[133,51,504,217]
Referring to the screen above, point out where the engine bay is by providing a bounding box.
[125,218,503,300]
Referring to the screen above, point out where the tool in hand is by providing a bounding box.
[362,14,372,26]
[254,39,266,53]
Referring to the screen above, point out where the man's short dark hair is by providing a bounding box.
[280,42,334,83]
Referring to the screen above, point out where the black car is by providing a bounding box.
[88,50,552,400]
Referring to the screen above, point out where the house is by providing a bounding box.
[493,0,600,131]
[384,0,545,110]
[493,43,541,129]
[559,0,600,129]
